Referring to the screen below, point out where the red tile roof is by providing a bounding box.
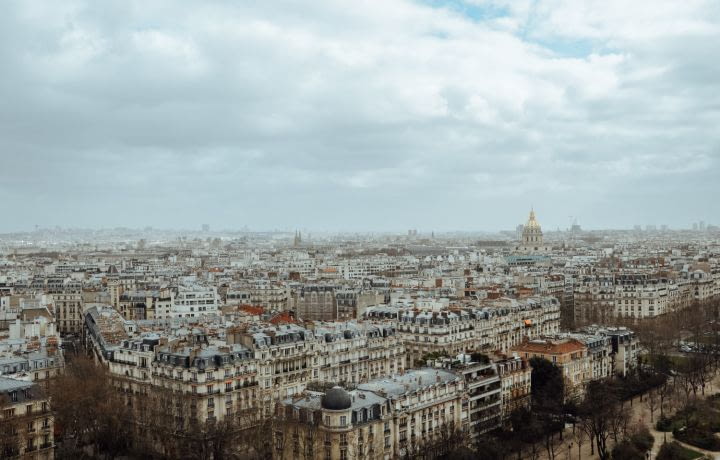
[512,338,586,355]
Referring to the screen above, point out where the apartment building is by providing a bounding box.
[307,323,405,386]
[335,289,385,320]
[614,274,674,319]
[559,332,613,380]
[274,368,466,460]
[51,291,83,335]
[573,271,715,325]
[494,354,531,418]
[117,290,173,320]
[365,296,561,365]
[451,360,502,435]
[170,285,220,318]
[2,318,64,389]
[581,326,639,377]
[290,285,337,321]
[511,338,591,400]
[686,270,717,302]
[573,275,615,325]
[249,281,290,311]
[0,350,63,390]
[231,322,406,414]
[396,309,477,366]
[110,334,260,425]
[483,297,561,351]
[0,377,54,459]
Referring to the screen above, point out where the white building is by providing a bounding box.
[170,285,220,318]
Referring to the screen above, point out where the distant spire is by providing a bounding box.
[527,208,539,228]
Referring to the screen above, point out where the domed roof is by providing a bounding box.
[321,386,352,410]
[525,209,541,230]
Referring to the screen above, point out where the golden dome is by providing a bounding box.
[525,209,541,229]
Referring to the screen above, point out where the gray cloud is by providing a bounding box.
[1,0,719,232]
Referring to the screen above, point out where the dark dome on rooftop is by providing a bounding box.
[321,386,352,410]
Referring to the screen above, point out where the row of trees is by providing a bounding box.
[474,354,669,460]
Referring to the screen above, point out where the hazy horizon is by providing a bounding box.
[0,220,711,236]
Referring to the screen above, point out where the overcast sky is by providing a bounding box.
[1,0,719,232]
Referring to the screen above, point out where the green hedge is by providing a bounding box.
[657,441,705,460]
[674,427,720,451]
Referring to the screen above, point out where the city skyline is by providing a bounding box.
[3,2,720,459]
[1,0,720,232]
[0,214,716,235]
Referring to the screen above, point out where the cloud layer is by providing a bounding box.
[1,0,719,231]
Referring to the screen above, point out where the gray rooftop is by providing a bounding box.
[0,376,33,392]
[357,368,460,398]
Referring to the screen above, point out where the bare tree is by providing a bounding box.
[658,376,676,419]
[573,425,588,460]
[403,421,469,460]
[49,355,133,457]
[578,380,628,460]
[646,388,659,422]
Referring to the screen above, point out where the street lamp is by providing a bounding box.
[567,442,573,460]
